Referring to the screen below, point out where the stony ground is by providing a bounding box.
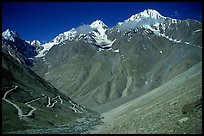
[90,62,202,134]
[4,114,104,134]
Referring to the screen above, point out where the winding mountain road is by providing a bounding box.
[3,86,44,119]
[3,86,26,119]
[3,85,83,120]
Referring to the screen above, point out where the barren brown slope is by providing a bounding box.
[90,62,202,134]
[35,33,201,110]
[31,19,202,112]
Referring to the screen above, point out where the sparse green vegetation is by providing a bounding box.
[2,52,88,133]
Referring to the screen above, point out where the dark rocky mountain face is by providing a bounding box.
[31,18,202,110]
[2,29,39,67]
[2,49,91,133]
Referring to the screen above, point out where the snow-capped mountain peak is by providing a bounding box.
[117,9,167,32]
[127,9,165,22]
[44,19,116,54]
[2,29,19,42]
[90,20,108,29]
[2,29,38,66]
[48,20,109,45]
[39,21,108,58]
[86,20,116,49]
[30,40,41,46]
[145,9,165,19]
[89,20,108,39]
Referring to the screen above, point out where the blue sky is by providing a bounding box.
[2,2,202,43]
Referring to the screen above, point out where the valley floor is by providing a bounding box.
[3,114,103,134]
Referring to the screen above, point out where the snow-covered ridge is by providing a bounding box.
[117,9,167,32]
[36,42,58,58]
[49,20,108,44]
[30,9,202,57]
[50,28,77,44]
[3,9,201,59]
[46,20,115,50]
[36,20,112,57]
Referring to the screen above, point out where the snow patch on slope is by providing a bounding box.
[51,28,77,43]
[192,29,202,34]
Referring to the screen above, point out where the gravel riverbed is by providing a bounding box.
[4,114,104,134]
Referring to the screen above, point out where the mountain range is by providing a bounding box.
[2,9,202,134]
